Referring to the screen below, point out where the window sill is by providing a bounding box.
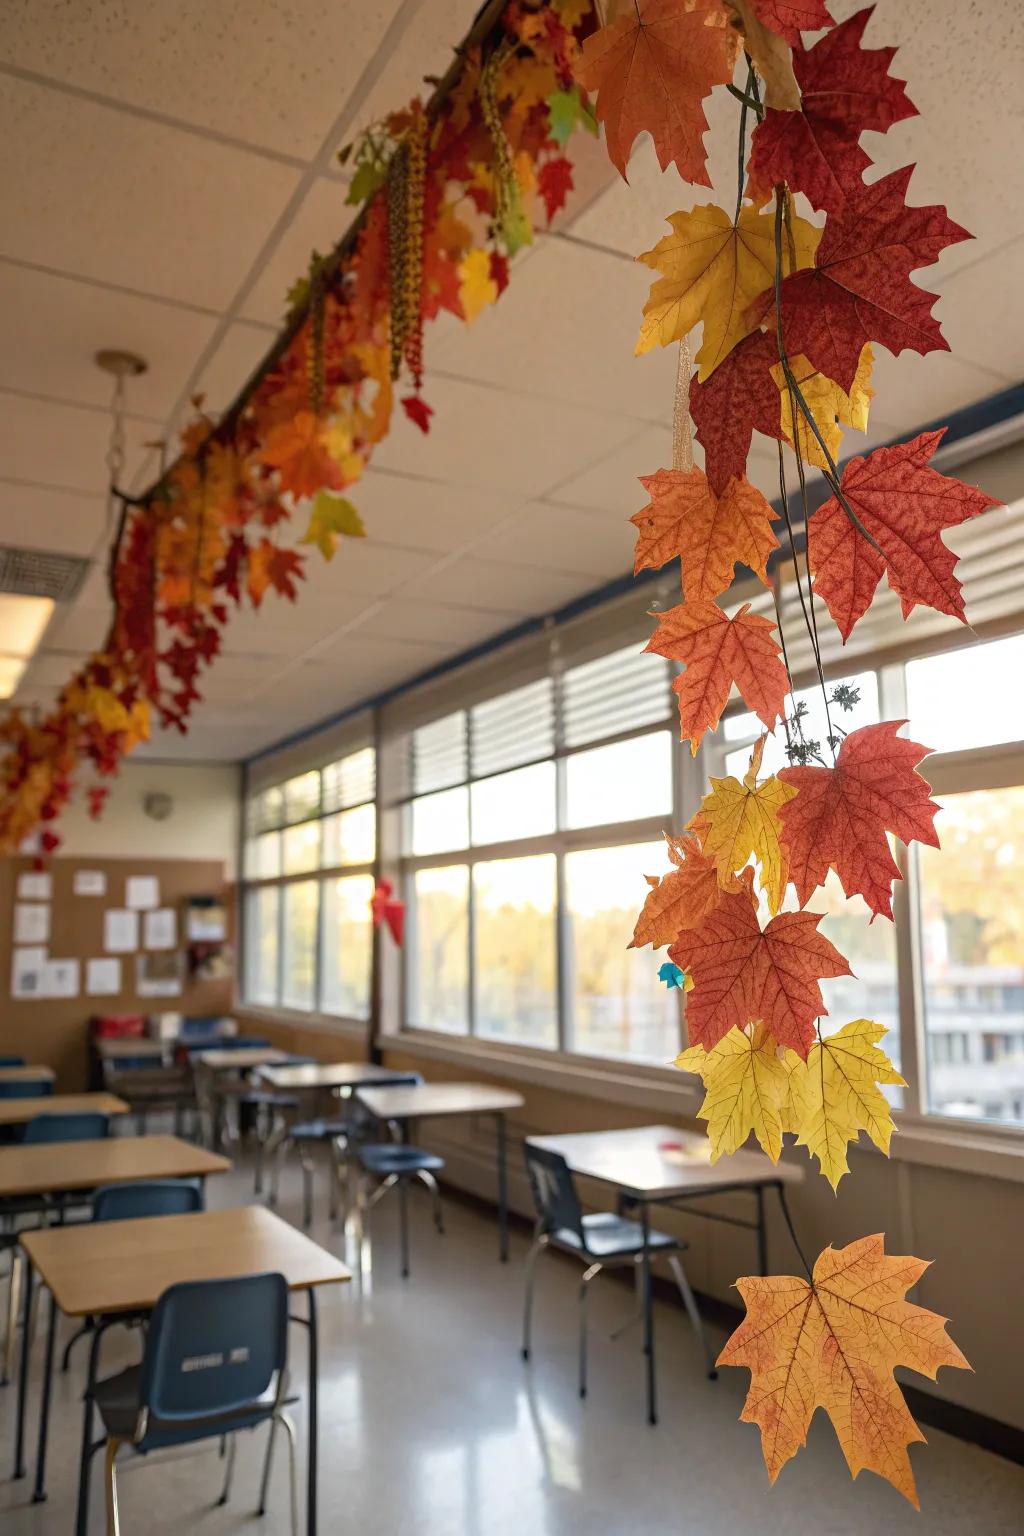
[234,1004,369,1040]
[380,1028,1024,1185]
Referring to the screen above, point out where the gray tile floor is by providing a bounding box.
[1,1159,1022,1535]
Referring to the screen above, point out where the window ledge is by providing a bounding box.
[234,1004,369,1041]
[889,1113,1024,1184]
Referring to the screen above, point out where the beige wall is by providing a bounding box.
[54,760,241,878]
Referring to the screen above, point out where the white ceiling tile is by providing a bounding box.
[0,263,219,418]
[351,599,513,649]
[189,321,276,418]
[478,503,635,580]
[41,603,111,655]
[546,424,674,515]
[241,177,353,325]
[866,350,1009,438]
[0,1,406,161]
[351,471,522,555]
[372,374,641,498]
[0,75,301,309]
[0,393,159,496]
[0,482,106,557]
[932,248,1024,382]
[341,0,480,140]
[407,557,595,616]
[295,540,440,602]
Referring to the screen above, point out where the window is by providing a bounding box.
[918,783,1024,1125]
[241,745,376,1016]
[907,635,1024,753]
[723,670,879,778]
[401,645,677,1057]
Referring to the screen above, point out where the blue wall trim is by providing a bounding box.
[246,379,1023,766]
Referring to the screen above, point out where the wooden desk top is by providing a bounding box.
[358,1082,524,1121]
[95,1038,168,1061]
[194,1048,289,1071]
[22,1204,351,1317]
[259,1062,416,1092]
[527,1125,803,1198]
[0,1133,230,1198]
[0,1065,56,1084]
[0,1092,129,1128]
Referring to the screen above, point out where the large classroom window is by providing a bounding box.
[241,746,375,1019]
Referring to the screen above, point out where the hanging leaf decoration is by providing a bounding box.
[630,467,779,600]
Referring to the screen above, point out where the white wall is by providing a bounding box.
[55,760,241,877]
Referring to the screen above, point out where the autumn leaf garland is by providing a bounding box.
[579,0,983,1503]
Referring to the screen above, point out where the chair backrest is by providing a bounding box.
[0,1079,53,1099]
[92,1179,204,1223]
[523,1143,585,1241]
[139,1272,288,1430]
[0,1055,26,1067]
[22,1112,111,1144]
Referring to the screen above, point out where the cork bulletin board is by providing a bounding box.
[0,856,233,1090]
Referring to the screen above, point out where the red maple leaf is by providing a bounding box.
[757,167,971,391]
[257,411,342,500]
[646,599,790,750]
[669,888,852,1057]
[574,0,739,181]
[401,394,434,434]
[537,155,574,222]
[745,0,834,46]
[808,430,1001,638]
[214,532,246,605]
[631,466,779,600]
[247,539,304,607]
[747,8,916,213]
[689,330,783,494]
[778,720,940,920]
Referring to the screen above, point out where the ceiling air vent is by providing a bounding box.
[0,547,90,603]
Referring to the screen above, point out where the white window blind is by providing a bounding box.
[322,746,376,812]
[562,643,672,749]
[470,677,555,778]
[412,710,468,795]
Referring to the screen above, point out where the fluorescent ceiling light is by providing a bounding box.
[0,593,55,699]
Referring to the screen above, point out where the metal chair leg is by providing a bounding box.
[253,1104,266,1195]
[104,1438,123,1536]
[217,1432,237,1505]
[521,1229,549,1361]
[2,1249,23,1386]
[416,1168,445,1234]
[398,1177,410,1278]
[276,1410,300,1536]
[667,1253,718,1379]
[610,1255,645,1342]
[578,1262,602,1399]
[300,1155,314,1230]
[62,1319,91,1373]
[257,1417,276,1516]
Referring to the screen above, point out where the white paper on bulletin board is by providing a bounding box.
[143,908,177,950]
[104,909,139,953]
[86,957,122,996]
[38,958,80,999]
[14,903,50,944]
[74,870,107,897]
[126,876,160,911]
[11,946,46,999]
[136,952,183,998]
[17,872,52,901]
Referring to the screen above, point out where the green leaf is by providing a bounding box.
[546,88,580,148]
[300,492,367,561]
[346,158,388,206]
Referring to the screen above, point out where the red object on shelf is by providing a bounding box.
[371,879,405,947]
[92,1014,146,1040]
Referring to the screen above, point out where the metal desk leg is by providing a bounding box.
[641,1203,657,1426]
[755,1186,767,1276]
[306,1288,319,1536]
[75,1323,105,1536]
[32,1286,57,1500]
[496,1112,509,1262]
[14,1253,32,1477]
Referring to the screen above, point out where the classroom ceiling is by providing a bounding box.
[1,0,1022,763]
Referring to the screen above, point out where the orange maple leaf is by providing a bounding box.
[574,0,739,182]
[630,832,728,949]
[669,886,851,1056]
[257,411,341,501]
[778,720,940,920]
[247,538,305,608]
[631,467,779,601]
[646,599,790,752]
[718,1233,971,1506]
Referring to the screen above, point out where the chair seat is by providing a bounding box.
[359,1144,444,1176]
[551,1211,684,1260]
[94,1364,276,1450]
[241,1090,300,1110]
[289,1118,350,1142]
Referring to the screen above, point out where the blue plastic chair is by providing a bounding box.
[521,1142,716,1401]
[0,1055,25,1067]
[356,1077,443,1279]
[61,1181,205,1375]
[91,1272,298,1534]
[22,1112,111,1144]
[0,1078,54,1099]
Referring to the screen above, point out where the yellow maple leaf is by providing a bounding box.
[458,248,499,324]
[786,1018,907,1191]
[84,686,130,736]
[718,1233,971,1506]
[299,490,366,561]
[676,1023,797,1162]
[636,202,820,378]
[553,0,590,26]
[690,736,796,914]
[772,344,874,470]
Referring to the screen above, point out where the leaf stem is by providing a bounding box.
[777,1186,813,1281]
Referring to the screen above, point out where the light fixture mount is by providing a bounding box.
[95,349,148,378]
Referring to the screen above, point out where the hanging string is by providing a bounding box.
[671,338,694,473]
[104,369,128,536]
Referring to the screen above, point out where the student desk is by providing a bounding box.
[20,1205,347,1535]
[4,1135,230,1497]
[194,1047,290,1072]
[0,1065,56,1085]
[257,1061,416,1093]
[94,1037,170,1065]
[0,1092,129,1128]
[357,1082,524,1261]
[193,1048,290,1148]
[527,1124,804,1425]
